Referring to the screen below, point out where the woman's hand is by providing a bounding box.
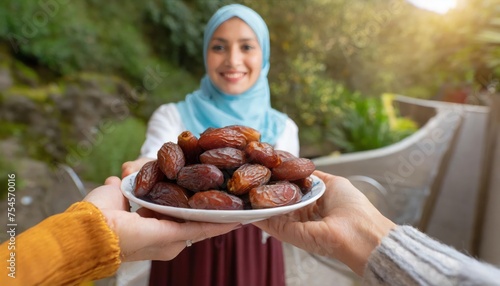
[84,176,240,262]
[121,157,154,178]
[253,170,395,275]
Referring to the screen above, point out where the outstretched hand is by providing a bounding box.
[84,176,240,262]
[253,170,395,275]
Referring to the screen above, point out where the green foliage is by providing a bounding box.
[253,0,499,99]
[475,0,500,85]
[0,156,11,200]
[270,52,354,156]
[1,0,495,161]
[270,45,418,156]
[12,60,39,85]
[0,122,26,139]
[78,118,147,183]
[5,84,60,102]
[145,0,233,74]
[0,156,24,201]
[327,95,417,153]
[132,60,200,119]
[1,1,150,80]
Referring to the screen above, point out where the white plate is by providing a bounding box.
[121,172,325,224]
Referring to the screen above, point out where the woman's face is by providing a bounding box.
[206,17,262,95]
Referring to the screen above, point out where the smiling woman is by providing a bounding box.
[407,0,457,14]
[119,3,300,286]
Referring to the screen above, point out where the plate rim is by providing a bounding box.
[120,171,325,223]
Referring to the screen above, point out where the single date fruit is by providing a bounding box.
[225,125,261,142]
[188,190,244,210]
[291,176,314,194]
[275,150,297,161]
[198,127,247,150]
[227,164,271,195]
[199,147,247,169]
[176,164,224,192]
[177,131,202,165]
[271,158,315,181]
[157,142,185,180]
[249,181,302,209]
[133,160,164,197]
[245,141,281,168]
[148,182,190,208]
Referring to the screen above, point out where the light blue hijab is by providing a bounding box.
[175,4,287,145]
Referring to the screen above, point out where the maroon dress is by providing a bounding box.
[148,224,286,286]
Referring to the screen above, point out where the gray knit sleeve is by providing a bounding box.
[363,225,500,285]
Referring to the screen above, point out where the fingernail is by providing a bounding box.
[232,223,242,230]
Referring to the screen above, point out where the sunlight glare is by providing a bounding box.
[406,0,457,14]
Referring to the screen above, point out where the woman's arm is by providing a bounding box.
[254,171,500,284]
[364,225,500,285]
[0,177,239,285]
[0,202,120,286]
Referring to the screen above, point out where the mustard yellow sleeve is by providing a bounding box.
[0,201,121,286]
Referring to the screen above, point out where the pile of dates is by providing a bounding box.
[133,125,316,210]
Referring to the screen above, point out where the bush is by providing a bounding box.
[144,0,234,74]
[78,117,146,183]
[271,53,359,156]
[1,1,150,80]
[133,60,200,120]
[327,94,418,153]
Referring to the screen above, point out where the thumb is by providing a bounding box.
[104,176,122,187]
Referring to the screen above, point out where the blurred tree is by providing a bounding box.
[1,0,496,158]
[324,0,500,98]
[239,0,418,155]
[244,0,498,99]
[145,0,234,75]
[1,1,151,80]
[474,0,500,91]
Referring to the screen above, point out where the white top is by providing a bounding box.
[140,103,300,159]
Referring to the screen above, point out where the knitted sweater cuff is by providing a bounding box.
[0,201,121,286]
[363,225,500,285]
